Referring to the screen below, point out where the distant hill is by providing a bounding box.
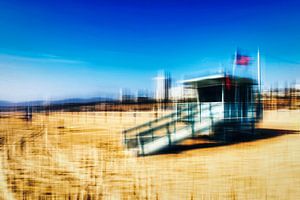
[0,101,13,107]
[0,97,114,107]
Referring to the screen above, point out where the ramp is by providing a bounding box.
[123,102,224,156]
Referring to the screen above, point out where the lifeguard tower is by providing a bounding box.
[123,72,262,156]
[183,73,262,138]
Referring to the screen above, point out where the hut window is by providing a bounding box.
[197,86,222,102]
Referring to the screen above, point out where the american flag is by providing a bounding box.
[236,53,250,65]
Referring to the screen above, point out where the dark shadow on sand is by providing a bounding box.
[152,128,299,155]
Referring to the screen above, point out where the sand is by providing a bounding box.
[0,110,299,199]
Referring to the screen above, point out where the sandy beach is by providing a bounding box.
[0,110,299,199]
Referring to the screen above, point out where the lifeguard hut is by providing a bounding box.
[123,72,262,156]
[183,73,262,138]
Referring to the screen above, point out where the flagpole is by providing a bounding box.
[257,48,263,119]
[232,50,237,76]
[257,48,261,92]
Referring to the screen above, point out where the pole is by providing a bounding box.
[257,49,261,92]
[257,48,263,119]
[232,50,237,76]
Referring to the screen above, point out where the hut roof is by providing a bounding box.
[182,73,257,88]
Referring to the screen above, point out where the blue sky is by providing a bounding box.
[0,0,299,101]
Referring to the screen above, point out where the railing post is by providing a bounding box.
[123,130,127,144]
[176,104,181,120]
[190,103,193,121]
[199,102,201,123]
[176,103,179,120]
[209,103,214,131]
[151,130,154,141]
[191,120,195,138]
[188,103,191,122]
[137,135,145,156]
[166,124,172,146]
[140,139,145,156]
[172,112,176,133]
